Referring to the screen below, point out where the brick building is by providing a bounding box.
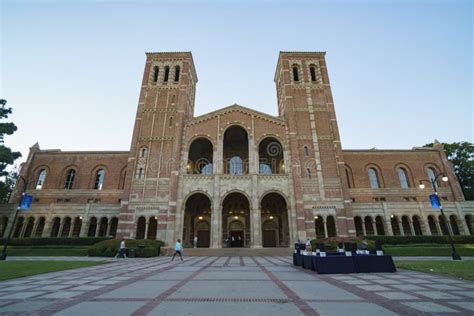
[1,51,473,247]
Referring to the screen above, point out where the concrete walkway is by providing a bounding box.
[0,256,473,315]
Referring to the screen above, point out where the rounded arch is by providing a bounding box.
[59,165,79,188]
[390,215,401,236]
[138,146,149,158]
[427,215,439,235]
[24,217,35,238]
[449,214,460,235]
[344,164,355,188]
[187,137,214,175]
[222,191,251,248]
[223,124,249,175]
[394,163,414,188]
[412,215,423,236]
[136,216,146,239]
[261,192,289,247]
[365,163,384,188]
[50,217,61,237]
[31,165,51,189]
[183,190,213,208]
[258,137,285,174]
[354,216,364,236]
[118,165,127,190]
[221,189,252,206]
[89,165,109,187]
[364,215,375,235]
[375,215,385,235]
[87,216,98,237]
[259,190,290,207]
[465,214,473,235]
[187,134,216,149]
[183,192,212,248]
[34,217,46,237]
[401,215,412,236]
[424,163,444,187]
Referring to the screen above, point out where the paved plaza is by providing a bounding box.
[0,256,473,315]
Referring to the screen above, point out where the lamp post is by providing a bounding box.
[419,174,461,260]
[0,175,27,261]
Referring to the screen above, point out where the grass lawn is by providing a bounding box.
[396,260,474,281]
[0,261,107,281]
[6,245,90,256]
[384,244,474,257]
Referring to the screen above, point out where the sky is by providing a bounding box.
[1,0,472,166]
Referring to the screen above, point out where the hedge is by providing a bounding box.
[0,237,111,246]
[88,239,165,257]
[365,235,474,245]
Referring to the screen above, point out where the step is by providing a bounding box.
[164,247,293,257]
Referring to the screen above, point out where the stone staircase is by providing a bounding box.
[164,247,293,257]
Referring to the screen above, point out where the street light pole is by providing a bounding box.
[0,175,27,261]
[420,174,461,261]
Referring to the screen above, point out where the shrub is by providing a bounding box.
[365,235,474,245]
[0,237,111,246]
[87,239,165,257]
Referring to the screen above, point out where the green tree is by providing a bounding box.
[0,99,21,203]
[424,141,474,200]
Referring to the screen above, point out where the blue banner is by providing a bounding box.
[19,194,33,210]
[429,194,441,209]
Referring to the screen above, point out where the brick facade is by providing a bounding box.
[1,51,473,246]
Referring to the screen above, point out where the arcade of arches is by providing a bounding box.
[178,191,291,248]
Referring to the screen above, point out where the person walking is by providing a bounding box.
[193,235,198,248]
[115,239,127,258]
[172,239,184,261]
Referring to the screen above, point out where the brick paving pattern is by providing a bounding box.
[0,256,473,315]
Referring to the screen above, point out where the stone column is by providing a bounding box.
[397,218,404,236]
[95,222,100,237]
[435,219,442,235]
[372,220,377,236]
[144,221,149,240]
[19,222,27,238]
[251,175,261,248]
[409,220,415,236]
[80,220,88,237]
[323,219,328,238]
[361,220,367,236]
[455,202,470,235]
[106,220,112,237]
[32,220,39,238]
[58,219,65,238]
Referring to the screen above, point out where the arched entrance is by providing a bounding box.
[183,193,211,248]
[222,192,250,247]
[260,192,289,247]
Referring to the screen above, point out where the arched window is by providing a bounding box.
[397,167,410,188]
[428,215,438,235]
[94,169,105,190]
[174,65,180,81]
[426,167,438,188]
[164,66,170,82]
[375,216,385,235]
[345,166,354,188]
[153,66,159,82]
[139,147,148,158]
[412,216,423,236]
[309,66,317,82]
[259,137,284,174]
[391,216,401,235]
[137,168,145,179]
[368,168,380,189]
[223,125,248,174]
[169,116,173,127]
[64,169,76,190]
[449,215,460,235]
[292,66,299,82]
[326,216,337,237]
[304,146,309,157]
[36,169,47,190]
[354,216,363,236]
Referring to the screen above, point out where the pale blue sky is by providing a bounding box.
[1,0,472,165]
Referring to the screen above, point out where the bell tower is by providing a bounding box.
[117,52,197,243]
[275,51,355,238]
